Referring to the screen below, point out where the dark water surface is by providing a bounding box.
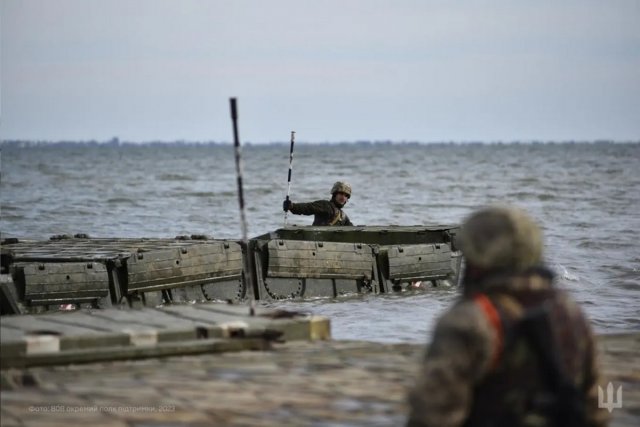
[1,142,639,342]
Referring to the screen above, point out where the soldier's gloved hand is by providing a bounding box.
[283,199,292,212]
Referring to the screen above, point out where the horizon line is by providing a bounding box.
[2,139,639,147]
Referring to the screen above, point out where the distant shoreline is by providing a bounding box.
[2,139,639,148]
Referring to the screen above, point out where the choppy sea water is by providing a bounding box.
[1,142,639,342]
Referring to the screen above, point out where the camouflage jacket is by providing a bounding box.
[289,199,353,226]
[406,269,609,427]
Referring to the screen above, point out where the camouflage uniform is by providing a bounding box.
[286,182,353,226]
[289,200,353,226]
[406,206,609,427]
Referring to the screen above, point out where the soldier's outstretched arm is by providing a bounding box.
[290,200,334,216]
[407,302,494,427]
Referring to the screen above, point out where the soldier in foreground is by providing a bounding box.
[407,205,608,427]
[282,181,353,226]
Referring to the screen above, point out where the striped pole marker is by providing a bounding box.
[229,98,254,314]
[284,131,296,226]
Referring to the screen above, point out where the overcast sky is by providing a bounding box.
[1,0,639,143]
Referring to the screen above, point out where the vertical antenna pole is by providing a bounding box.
[229,98,248,243]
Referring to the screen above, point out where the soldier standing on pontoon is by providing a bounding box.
[283,181,353,226]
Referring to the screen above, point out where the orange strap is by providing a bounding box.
[473,293,504,370]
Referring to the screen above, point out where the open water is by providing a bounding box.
[1,142,639,343]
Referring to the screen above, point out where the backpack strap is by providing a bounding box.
[473,293,504,371]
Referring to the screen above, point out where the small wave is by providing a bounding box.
[616,265,640,277]
[106,197,141,206]
[417,203,475,209]
[578,240,635,250]
[621,317,640,326]
[213,190,236,198]
[156,173,194,181]
[567,221,595,229]
[184,191,216,198]
[0,213,25,220]
[506,191,537,199]
[36,162,63,176]
[604,169,623,175]
[515,177,540,184]
[1,180,29,189]
[248,187,276,195]
[616,281,640,292]
[57,206,97,217]
[553,264,580,282]
[506,191,556,201]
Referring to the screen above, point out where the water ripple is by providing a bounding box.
[156,173,194,181]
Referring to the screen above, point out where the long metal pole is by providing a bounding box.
[284,131,295,226]
[229,98,254,313]
[230,98,248,243]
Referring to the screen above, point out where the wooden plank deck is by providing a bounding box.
[0,333,637,427]
[0,303,330,369]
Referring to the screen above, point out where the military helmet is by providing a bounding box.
[331,181,352,198]
[459,205,543,272]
